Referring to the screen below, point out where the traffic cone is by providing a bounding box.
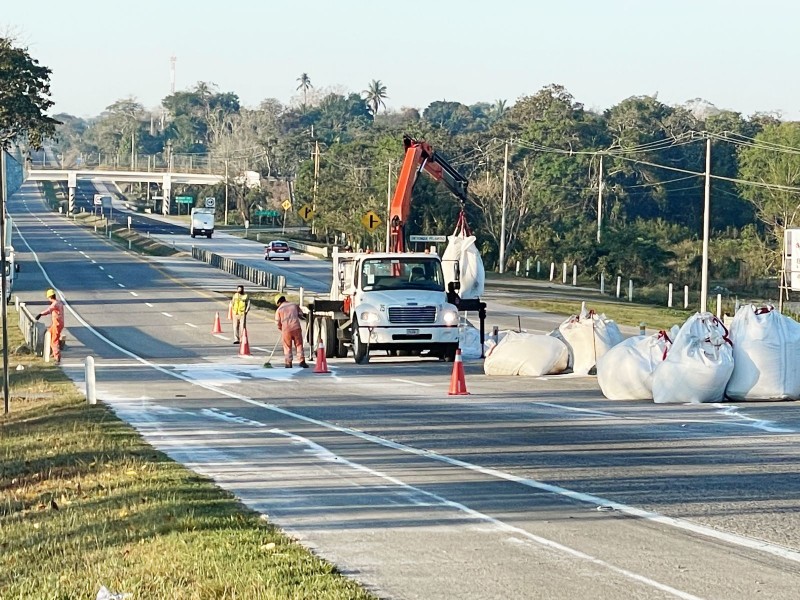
[448,348,469,395]
[212,312,223,334]
[238,327,252,356]
[227,302,233,320]
[313,338,330,373]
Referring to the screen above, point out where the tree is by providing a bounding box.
[363,79,388,116]
[296,73,313,108]
[0,37,58,149]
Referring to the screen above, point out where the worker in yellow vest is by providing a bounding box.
[229,285,251,345]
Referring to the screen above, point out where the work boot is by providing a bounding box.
[284,362,292,368]
[233,340,240,345]
[299,361,309,368]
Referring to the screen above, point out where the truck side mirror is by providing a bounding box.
[338,269,345,292]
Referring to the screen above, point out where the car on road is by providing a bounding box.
[264,241,291,261]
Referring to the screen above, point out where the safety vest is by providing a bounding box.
[232,293,249,315]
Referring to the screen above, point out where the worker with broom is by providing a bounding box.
[274,295,308,369]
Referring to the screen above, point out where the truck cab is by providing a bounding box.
[309,249,461,364]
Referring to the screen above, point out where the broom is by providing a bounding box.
[263,338,281,368]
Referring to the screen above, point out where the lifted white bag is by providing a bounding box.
[597,330,673,400]
[557,303,624,375]
[484,331,569,376]
[442,212,485,300]
[725,305,800,401]
[652,312,733,404]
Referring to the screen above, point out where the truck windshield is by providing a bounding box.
[360,257,445,292]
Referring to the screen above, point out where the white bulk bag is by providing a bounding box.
[725,305,800,401]
[484,331,569,376]
[597,330,673,400]
[652,312,734,404]
[442,214,485,300]
[459,324,484,359]
[557,303,624,375]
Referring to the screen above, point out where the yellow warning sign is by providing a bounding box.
[361,210,382,232]
[281,199,292,211]
[298,204,315,222]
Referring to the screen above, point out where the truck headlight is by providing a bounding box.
[360,310,380,325]
[442,310,458,325]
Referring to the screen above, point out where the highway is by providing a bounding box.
[9,181,800,599]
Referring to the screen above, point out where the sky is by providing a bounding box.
[4,0,800,120]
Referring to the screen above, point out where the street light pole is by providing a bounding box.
[0,150,10,414]
[700,137,712,313]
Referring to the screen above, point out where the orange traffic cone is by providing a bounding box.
[227,302,233,320]
[238,327,252,356]
[313,338,330,373]
[212,312,223,334]
[448,348,469,395]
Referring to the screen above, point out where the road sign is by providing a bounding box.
[409,235,447,242]
[298,204,315,222]
[255,209,279,218]
[204,197,216,208]
[175,196,193,204]
[361,210,382,232]
[281,200,292,211]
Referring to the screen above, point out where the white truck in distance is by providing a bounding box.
[308,250,461,364]
[190,207,215,238]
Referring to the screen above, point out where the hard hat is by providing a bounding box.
[45,288,56,298]
[274,295,285,305]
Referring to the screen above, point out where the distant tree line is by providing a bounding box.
[49,73,800,293]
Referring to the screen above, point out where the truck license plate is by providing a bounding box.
[406,328,419,335]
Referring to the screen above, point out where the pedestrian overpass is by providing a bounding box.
[27,168,224,214]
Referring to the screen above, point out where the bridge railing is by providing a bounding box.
[192,247,286,292]
[14,297,46,355]
[36,153,226,175]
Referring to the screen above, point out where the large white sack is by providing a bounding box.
[597,331,673,400]
[652,312,734,404]
[557,304,624,375]
[725,305,800,401]
[484,331,569,376]
[459,324,484,359]
[443,234,485,299]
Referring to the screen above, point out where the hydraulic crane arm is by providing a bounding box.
[389,135,469,253]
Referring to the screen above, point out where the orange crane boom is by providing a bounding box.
[389,135,469,253]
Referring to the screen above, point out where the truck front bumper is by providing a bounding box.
[357,324,458,349]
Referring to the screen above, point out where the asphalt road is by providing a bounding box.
[9,181,800,599]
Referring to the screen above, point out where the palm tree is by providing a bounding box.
[363,79,388,116]
[296,73,313,107]
[490,99,508,123]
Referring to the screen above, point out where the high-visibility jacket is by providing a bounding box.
[275,302,302,333]
[231,293,250,316]
[41,299,65,330]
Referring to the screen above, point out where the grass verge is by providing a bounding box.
[0,326,375,600]
[72,213,182,258]
[516,298,694,331]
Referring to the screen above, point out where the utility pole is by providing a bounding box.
[700,137,711,313]
[1,150,9,414]
[131,129,135,170]
[386,161,392,251]
[170,55,177,95]
[224,158,229,226]
[312,141,319,235]
[498,141,509,273]
[596,154,604,243]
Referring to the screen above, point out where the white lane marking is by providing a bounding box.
[391,378,435,388]
[98,266,104,270]
[118,283,125,288]
[713,404,795,433]
[185,323,198,328]
[80,251,87,257]
[91,260,97,264]
[213,334,230,341]
[266,428,704,600]
[145,302,154,307]
[14,219,800,577]
[161,312,173,318]
[536,400,796,434]
[252,346,267,352]
[107,275,114,279]
[129,291,138,297]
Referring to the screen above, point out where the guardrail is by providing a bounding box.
[286,239,330,258]
[191,247,286,292]
[15,296,46,355]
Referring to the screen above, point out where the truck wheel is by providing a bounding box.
[207,232,212,239]
[191,232,196,238]
[442,344,458,362]
[352,319,370,364]
[317,317,337,359]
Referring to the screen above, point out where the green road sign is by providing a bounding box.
[175,196,194,204]
[255,209,279,218]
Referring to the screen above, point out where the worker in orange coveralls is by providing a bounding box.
[274,295,308,369]
[35,288,65,364]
